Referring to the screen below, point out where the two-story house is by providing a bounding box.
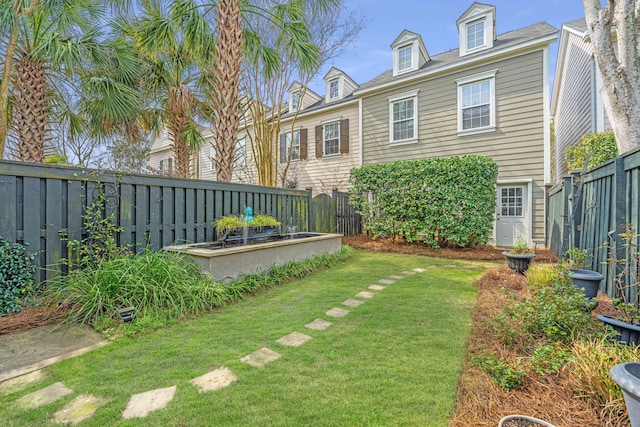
[550,18,612,182]
[278,67,360,192]
[355,3,557,246]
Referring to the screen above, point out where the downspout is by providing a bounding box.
[358,97,363,167]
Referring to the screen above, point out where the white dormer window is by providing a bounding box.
[457,3,495,57]
[329,79,339,100]
[466,20,485,50]
[398,46,412,72]
[291,92,300,111]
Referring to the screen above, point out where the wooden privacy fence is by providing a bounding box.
[547,147,640,302]
[0,160,310,283]
[308,189,362,235]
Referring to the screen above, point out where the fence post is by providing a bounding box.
[614,157,628,300]
[306,187,313,232]
[544,183,552,248]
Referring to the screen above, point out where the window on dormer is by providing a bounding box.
[291,92,300,110]
[329,80,339,100]
[466,20,485,50]
[398,46,412,72]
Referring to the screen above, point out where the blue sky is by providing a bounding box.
[306,0,587,95]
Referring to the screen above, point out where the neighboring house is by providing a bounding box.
[551,18,611,182]
[278,67,360,192]
[354,2,557,247]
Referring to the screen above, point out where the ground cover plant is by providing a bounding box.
[2,251,483,426]
[451,264,639,426]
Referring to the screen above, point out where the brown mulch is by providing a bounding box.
[0,303,68,335]
[343,235,558,262]
[450,266,621,427]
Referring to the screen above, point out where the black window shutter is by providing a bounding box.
[279,133,286,163]
[300,128,308,160]
[315,125,322,158]
[340,119,349,154]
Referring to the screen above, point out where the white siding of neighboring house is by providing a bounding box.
[197,129,258,184]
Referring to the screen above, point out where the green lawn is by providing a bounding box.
[3,250,485,426]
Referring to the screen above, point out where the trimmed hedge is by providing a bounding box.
[349,155,498,248]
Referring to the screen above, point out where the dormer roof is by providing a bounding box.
[390,30,430,76]
[323,66,357,87]
[457,2,497,56]
[390,30,430,62]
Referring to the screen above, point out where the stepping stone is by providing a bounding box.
[389,275,403,280]
[277,332,312,347]
[15,382,72,409]
[401,270,416,275]
[445,264,457,268]
[0,370,44,396]
[342,298,364,307]
[241,348,282,368]
[54,394,106,425]
[355,291,375,299]
[463,264,480,269]
[428,265,439,269]
[413,268,426,273]
[368,285,386,291]
[325,308,349,318]
[305,318,332,330]
[122,386,176,419]
[378,279,395,285]
[190,367,237,393]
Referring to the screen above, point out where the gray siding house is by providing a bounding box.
[551,18,611,182]
[355,3,557,246]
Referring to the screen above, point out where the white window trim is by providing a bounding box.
[456,69,497,136]
[465,19,486,53]
[210,146,216,172]
[492,180,533,247]
[458,10,494,57]
[290,92,300,111]
[285,129,301,162]
[388,89,419,145]
[322,120,341,157]
[328,78,341,101]
[393,42,417,76]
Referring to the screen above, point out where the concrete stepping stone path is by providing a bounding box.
[122,385,176,419]
[54,394,106,425]
[355,291,375,299]
[413,268,426,273]
[15,382,72,409]
[0,370,44,396]
[325,308,349,318]
[277,332,312,347]
[241,348,282,368]
[342,298,364,307]
[378,279,395,285]
[401,270,416,275]
[305,319,332,330]
[190,367,237,393]
[368,285,386,291]
[389,275,403,280]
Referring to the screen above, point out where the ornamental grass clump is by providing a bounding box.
[213,214,280,237]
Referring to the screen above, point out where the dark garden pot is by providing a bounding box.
[498,415,556,427]
[502,252,536,274]
[569,268,603,299]
[597,315,640,346]
[610,362,640,427]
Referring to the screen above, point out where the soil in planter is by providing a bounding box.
[501,419,548,427]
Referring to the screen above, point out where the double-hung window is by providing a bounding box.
[285,130,300,161]
[456,70,497,135]
[323,122,340,156]
[398,45,412,72]
[466,20,485,51]
[291,92,300,111]
[329,80,339,100]
[388,90,419,144]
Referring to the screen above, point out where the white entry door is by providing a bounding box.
[496,185,529,247]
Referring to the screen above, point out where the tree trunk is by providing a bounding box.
[583,0,640,154]
[13,52,50,163]
[213,0,243,182]
[168,86,193,179]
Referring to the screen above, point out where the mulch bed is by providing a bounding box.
[0,304,67,335]
[342,235,558,262]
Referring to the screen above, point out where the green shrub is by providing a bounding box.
[470,352,526,391]
[0,237,38,315]
[565,131,618,172]
[349,155,498,248]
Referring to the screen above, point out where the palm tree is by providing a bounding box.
[117,0,215,178]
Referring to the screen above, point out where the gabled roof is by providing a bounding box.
[550,18,588,116]
[390,29,430,62]
[355,21,557,95]
[457,2,496,29]
[323,66,358,89]
[563,18,587,34]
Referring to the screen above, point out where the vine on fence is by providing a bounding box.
[349,155,498,248]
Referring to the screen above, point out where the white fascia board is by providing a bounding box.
[280,98,358,123]
[353,33,558,97]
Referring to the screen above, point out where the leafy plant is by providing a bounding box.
[508,240,534,255]
[0,237,38,315]
[470,352,526,391]
[562,247,589,269]
[565,131,618,172]
[212,213,281,237]
[604,224,640,323]
[349,155,498,248]
[529,343,572,376]
[63,190,129,269]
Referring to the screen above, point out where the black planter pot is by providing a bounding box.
[502,252,536,274]
[610,362,640,427]
[569,268,603,298]
[597,314,640,346]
